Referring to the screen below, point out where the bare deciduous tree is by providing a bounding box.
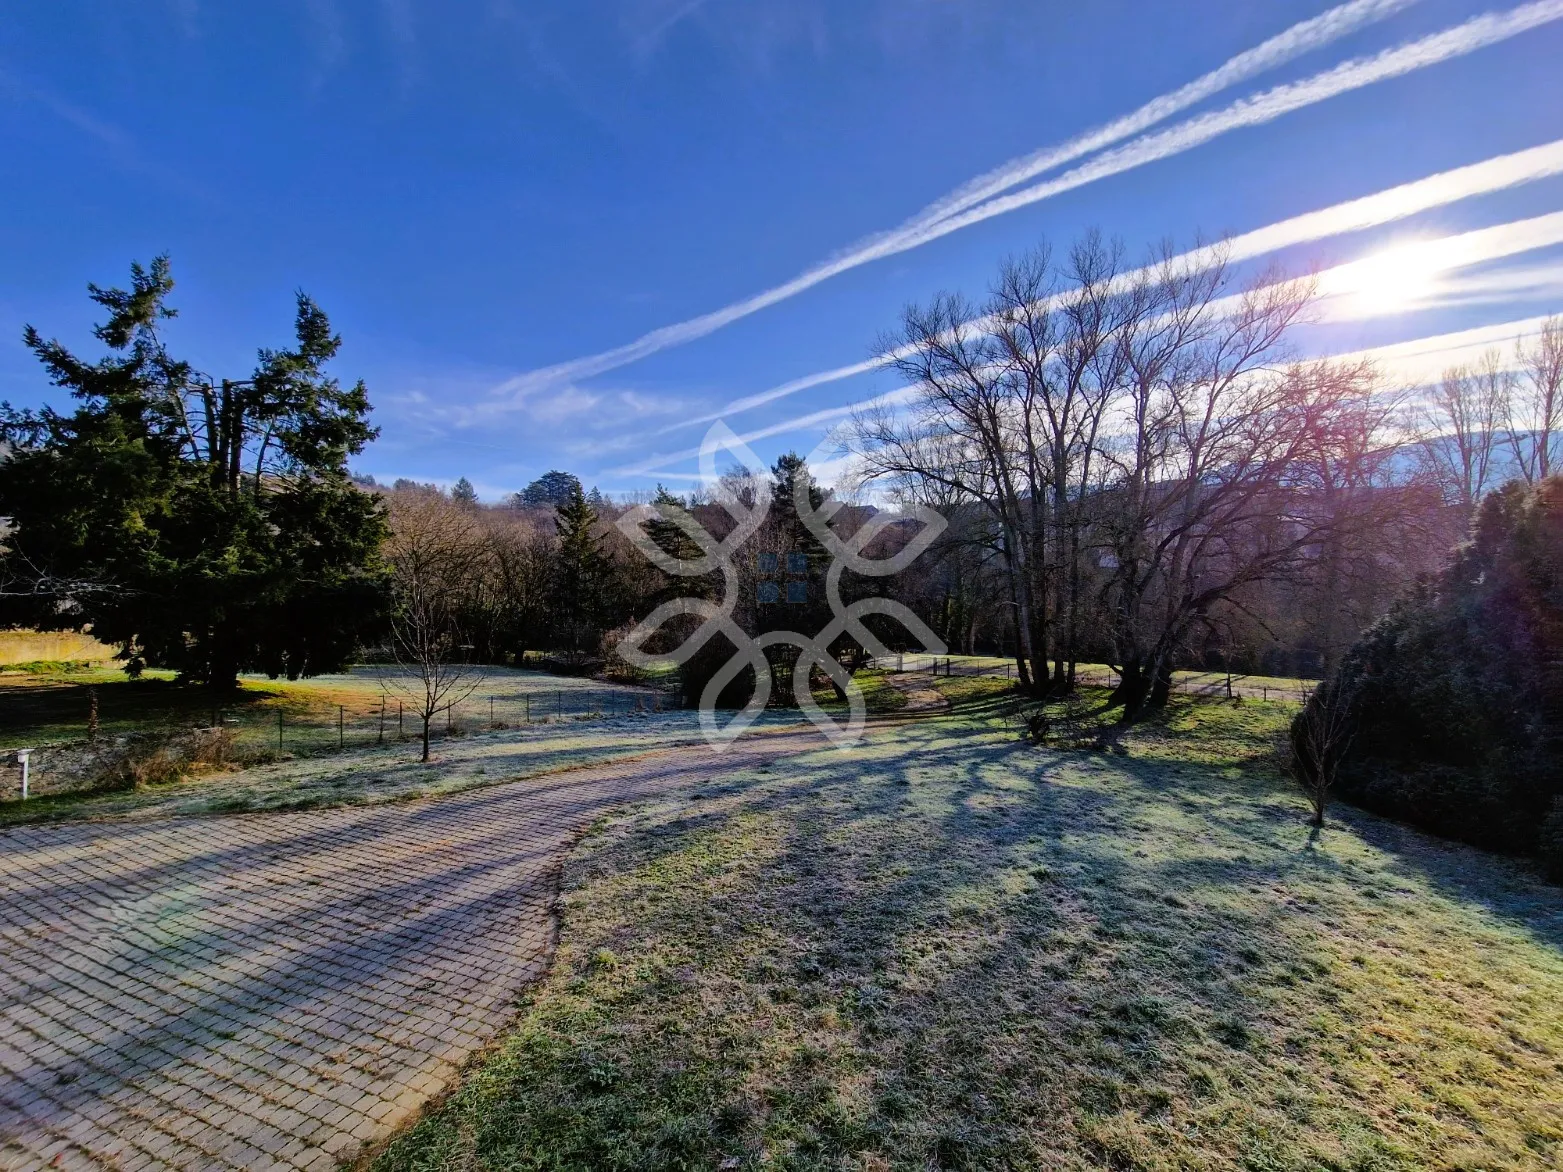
[1419,350,1511,515]
[1289,677,1360,829]
[1508,315,1563,483]
[384,491,487,761]
[851,231,1406,722]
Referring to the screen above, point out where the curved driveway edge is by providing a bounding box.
[0,730,825,1171]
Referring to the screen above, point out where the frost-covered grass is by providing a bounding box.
[0,662,665,753]
[377,697,1563,1171]
[0,706,815,826]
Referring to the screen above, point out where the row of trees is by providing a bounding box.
[849,234,1560,717]
[4,253,1556,734]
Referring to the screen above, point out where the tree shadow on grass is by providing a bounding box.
[381,715,1563,1171]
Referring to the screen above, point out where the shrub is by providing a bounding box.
[1299,477,1563,867]
[97,726,245,790]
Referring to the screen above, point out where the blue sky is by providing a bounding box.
[2,0,1561,500]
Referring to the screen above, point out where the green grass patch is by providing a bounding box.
[810,668,910,715]
[930,671,1017,710]
[378,700,1563,1171]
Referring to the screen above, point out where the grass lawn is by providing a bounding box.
[0,663,664,752]
[0,711,798,826]
[376,696,1563,1171]
[810,668,911,716]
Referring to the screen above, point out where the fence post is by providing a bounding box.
[490,696,495,727]
[378,698,385,744]
[278,710,284,752]
[338,705,344,750]
[525,694,530,724]
[556,690,562,720]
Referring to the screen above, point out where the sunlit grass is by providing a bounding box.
[377,699,1563,1171]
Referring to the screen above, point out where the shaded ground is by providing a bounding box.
[880,655,1318,702]
[378,698,1563,1171]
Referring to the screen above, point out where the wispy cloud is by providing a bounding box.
[1338,314,1558,382]
[617,209,1563,479]
[1409,260,1563,309]
[379,0,419,86]
[609,387,920,479]
[0,65,216,199]
[659,138,1563,432]
[623,0,713,59]
[305,0,348,86]
[0,68,138,158]
[491,0,1559,400]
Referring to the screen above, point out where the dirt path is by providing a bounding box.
[882,670,950,714]
[0,729,829,1171]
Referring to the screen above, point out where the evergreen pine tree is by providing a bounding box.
[0,257,388,688]
[552,481,606,656]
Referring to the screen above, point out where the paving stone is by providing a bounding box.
[0,729,816,1169]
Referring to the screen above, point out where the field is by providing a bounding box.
[0,663,668,752]
[5,661,1561,1168]
[376,694,1563,1171]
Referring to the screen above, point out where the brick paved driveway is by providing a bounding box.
[0,730,822,1171]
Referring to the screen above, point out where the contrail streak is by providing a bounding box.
[1336,314,1557,380]
[842,0,1419,257]
[618,209,1563,478]
[491,0,1557,399]
[615,315,1558,481]
[662,138,1563,432]
[877,1,1563,260]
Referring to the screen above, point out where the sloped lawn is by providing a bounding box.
[376,698,1563,1170]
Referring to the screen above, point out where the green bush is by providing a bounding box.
[1299,477,1563,875]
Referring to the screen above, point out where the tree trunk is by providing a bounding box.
[206,626,242,692]
[420,714,431,763]
[1107,659,1149,713]
[1148,666,1173,709]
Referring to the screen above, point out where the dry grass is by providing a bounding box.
[0,629,116,667]
[376,698,1563,1171]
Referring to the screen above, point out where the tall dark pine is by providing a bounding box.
[645,485,716,606]
[756,453,835,696]
[0,257,388,689]
[519,470,583,508]
[551,481,607,656]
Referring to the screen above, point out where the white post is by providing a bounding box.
[16,749,32,800]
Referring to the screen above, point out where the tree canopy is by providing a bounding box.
[517,470,583,509]
[0,257,388,687]
[1297,475,1563,876]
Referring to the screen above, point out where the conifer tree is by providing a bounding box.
[0,257,388,688]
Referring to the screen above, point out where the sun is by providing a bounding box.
[1323,240,1445,317]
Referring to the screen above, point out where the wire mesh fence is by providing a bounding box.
[257,687,683,756]
[1,671,683,759]
[871,654,1317,702]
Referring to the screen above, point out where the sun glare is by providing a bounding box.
[1322,239,1447,317]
